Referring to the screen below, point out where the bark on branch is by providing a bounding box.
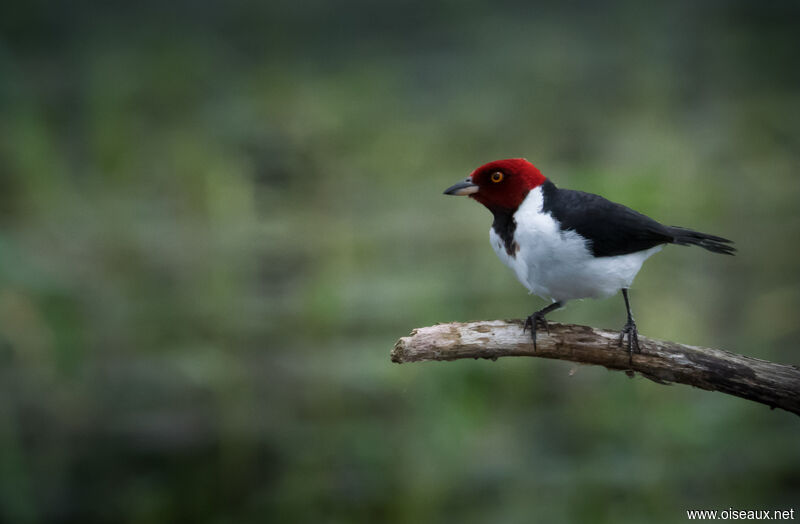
[391,320,800,416]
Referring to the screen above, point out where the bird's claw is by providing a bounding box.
[618,319,640,364]
[523,313,550,351]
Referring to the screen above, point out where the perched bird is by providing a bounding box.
[444,158,734,356]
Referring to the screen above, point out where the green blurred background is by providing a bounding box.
[1,1,799,522]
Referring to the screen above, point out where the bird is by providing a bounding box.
[443,158,734,358]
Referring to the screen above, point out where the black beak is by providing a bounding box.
[443,178,479,196]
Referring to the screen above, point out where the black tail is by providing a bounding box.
[667,226,736,255]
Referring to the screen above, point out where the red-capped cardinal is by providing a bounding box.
[444,158,734,355]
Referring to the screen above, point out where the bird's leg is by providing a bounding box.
[523,301,562,351]
[618,288,640,363]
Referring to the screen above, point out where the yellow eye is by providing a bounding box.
[490,172,503,183]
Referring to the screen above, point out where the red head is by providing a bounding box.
[443,158,547,212]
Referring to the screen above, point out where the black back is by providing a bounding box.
[541,180,673,257]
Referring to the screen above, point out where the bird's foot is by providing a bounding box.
[523,312,550,351]
[618,318,641,360]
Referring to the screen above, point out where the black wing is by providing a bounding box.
[541,181,674,257]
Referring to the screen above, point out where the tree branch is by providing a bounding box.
[391,320,800,416]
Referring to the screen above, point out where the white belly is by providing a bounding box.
[490,188,661,302]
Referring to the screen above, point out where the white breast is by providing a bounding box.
[489,186,661,302]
